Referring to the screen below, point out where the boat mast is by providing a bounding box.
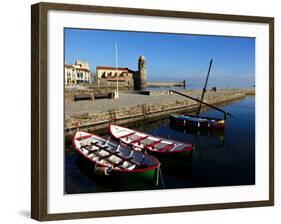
[115,42,119,98]
[197,59,213,116]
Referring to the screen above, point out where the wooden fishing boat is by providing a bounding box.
[73,131,160,182]
[109,124,194,157]
[169,60,232,130]
[170,114,225,129]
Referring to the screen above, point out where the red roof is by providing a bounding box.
[97,66,129,71]
[65,64,73,68]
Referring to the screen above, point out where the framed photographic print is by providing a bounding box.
[31,2,274,221]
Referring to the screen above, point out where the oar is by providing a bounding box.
[170,90,234,118]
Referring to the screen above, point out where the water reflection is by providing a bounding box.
[169,123,225,145]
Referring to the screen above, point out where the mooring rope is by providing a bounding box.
[159,167,165,189]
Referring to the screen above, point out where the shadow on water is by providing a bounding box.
[65,96,255,194]
[65,150,164,194]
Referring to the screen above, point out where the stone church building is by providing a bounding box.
[95,55,147,90]
[65,56,147,90]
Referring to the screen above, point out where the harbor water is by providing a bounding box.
[65,96,255,194]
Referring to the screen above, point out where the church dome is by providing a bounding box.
[139,55,145,60]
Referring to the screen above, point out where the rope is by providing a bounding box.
[159,167,165,189]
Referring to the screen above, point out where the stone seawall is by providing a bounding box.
[65,89,254,137]
[65,87,135,101]
[146,81,185,87]
[140,90,172,96]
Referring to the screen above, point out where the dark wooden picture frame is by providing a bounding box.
[31,2,274,221]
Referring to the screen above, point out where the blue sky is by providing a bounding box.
[65,28,255,88]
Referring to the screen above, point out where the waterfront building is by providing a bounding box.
[96,66,134,79]
[95,66,135,87]
[95,56,147,89]
[65,56,147,89]
[65,64,75,85]
[64,60,91,85]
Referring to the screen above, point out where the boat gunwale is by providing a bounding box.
[109,124,194,154]
[170,113,225,122]
[170,114,226,129]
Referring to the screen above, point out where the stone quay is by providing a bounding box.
[65,88,254,137]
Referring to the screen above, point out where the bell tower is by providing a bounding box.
[135,55,146,90]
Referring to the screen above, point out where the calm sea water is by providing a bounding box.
[65,96,255,194]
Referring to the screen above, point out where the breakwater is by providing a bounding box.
[65,87,135,101]
[146,81,185,87]
[65,89,254,137]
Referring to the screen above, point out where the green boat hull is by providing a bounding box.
[77,155,160,186]
[112,168,160,186]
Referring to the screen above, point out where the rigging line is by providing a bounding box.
[170,90,234,117]
[159,167,165,189]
